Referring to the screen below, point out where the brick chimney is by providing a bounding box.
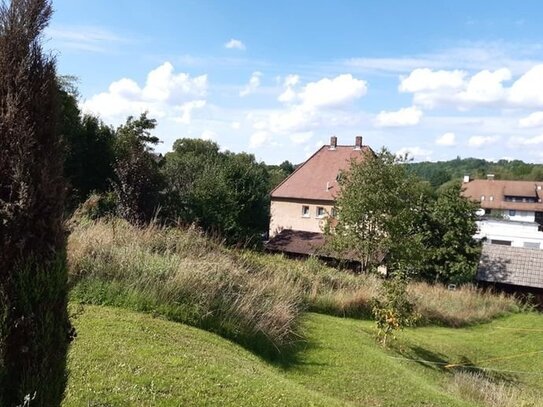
[354,136,362,150]
[329,136,337,150]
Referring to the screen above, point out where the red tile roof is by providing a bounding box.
[271,145,373,201]
[462,179,543,211]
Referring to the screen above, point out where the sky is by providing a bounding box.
[45,0,543,164]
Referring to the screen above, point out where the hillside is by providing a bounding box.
[64,305,543,407]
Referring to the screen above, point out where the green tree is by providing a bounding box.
[0,0,71,404]
[161,138,270,245]
[328,149,429,273]
[420,182,481,284]
[113,113,163,224]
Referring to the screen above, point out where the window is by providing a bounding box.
[316,207,326,218]
[481,195,485,201]
[301,205,310,217]
[524,242,540,249]
[490,239,511,246]
[489,196,494,201]
[331,208,338,217]
[509,209,516,217]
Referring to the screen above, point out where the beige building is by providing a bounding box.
[266,136,373,256]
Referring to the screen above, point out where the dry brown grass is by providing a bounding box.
[68,219,304,355]
[448,371,543,407]
[409,282,520,327]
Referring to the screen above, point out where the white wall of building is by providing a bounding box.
[493,209,536,223]
[475,219,543,249]
[269,199,333,237]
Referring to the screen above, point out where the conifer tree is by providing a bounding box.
[0,1,71,405]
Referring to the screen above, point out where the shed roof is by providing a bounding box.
[271,145,373,202]
[477,243,543,289]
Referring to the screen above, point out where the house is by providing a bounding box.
[462,176,543,298]
[266,136,373,257]
[461,176,543,249]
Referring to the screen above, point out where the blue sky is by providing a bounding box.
[47,0,543,164]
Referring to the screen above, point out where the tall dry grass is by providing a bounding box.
[448,371,543,407]
[409,283,521,327]
[68,218,522,359]
[68,219,304,357]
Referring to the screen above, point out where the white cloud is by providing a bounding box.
[225,39,246,50]
[400,64,543,110]
[251,74,368,142]
[374,106,422,127]
[249,131,272,148]
[396,146,432,161]
[176,100,206,124]
[458,68,511,104]
[508,134,543,146]
[290,132,313,144]
[518,111,543,128]
[298,74,367,109]
[467,135,500,148]
[509,65,543,107]
[200,130,218,141]
[399,68,466,93]
[47,25,129,53]
[82,62,208,124]
[240,71,262,97]
[231,121,241,130]
[435,132,456,146]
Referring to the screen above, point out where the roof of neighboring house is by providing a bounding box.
[462,179,543,212]
[265,229,325,256]
[271,144,373,202]
[477,243,543,289]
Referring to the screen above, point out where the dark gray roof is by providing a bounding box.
[477,244,543,289]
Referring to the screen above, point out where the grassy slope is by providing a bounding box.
[63,305,543,407]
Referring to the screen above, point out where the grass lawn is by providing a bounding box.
[64,305,543,407]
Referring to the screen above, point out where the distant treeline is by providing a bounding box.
[408,157,543,189]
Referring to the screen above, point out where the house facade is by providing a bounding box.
[461,176,543,249]
[266,136,372,255]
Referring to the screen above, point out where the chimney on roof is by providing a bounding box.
[354,136,362,150]
[487,174,495,181]
[329,136,337,150]
[463,175,470,183]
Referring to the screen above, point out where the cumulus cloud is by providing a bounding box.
[240,71,262,97]
[225,39,246,50]
[400,64,543,110]
[374,106,422,127]
[298,74,367,109]
[508,134,543,146]
[278,74,300,103]
[399,68,466,93]
[200,130,218,141]
[519,111,543,128]
[82,62,207,123]
[435,132,456,146]
[396,146,432,161]
[509,65,543,107]
[468,135,500,148]
[249,131,272,148]
[290,132,313,144]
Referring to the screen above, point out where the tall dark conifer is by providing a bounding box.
[0,0,71,405]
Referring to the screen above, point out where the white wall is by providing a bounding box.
[475,219,543,249]
[269,199,334,237]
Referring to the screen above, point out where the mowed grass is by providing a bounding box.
[64,305,543,407]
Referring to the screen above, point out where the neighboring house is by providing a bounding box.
[266,136,372,257]
[462,176,543,249]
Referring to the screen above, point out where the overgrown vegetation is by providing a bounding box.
[68,219,521,359]
[0,1,71,405]
[328,148,481,284]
